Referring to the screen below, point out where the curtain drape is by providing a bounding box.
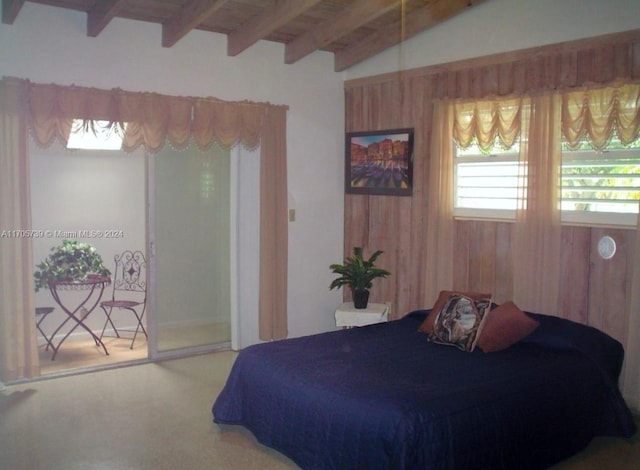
[259,106,288,340]
[424,100,455,305]
[0,77,40,381]
[26,82,267,152]
[513,94,562,314]
[439,82,639,409]
[448,95,563,313]
[0,77,289,382]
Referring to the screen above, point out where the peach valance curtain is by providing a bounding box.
[453,83,640,153]
[27,81,269,152]
[562,84,640,149]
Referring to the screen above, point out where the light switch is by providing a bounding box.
[289,209,296,222]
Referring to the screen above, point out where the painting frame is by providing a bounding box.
[345,128,414,196]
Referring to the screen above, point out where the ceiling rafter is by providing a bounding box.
[6,0,495,70]
[285,0,400,65]
[227,0,322,57]
[162,0,232,48]
[87,0,127,37]
[2,0,26,24]
[334,0,487,71]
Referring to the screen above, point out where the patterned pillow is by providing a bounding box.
[418,290,492,334]
[476,301,540,353]
[427,292,492,352]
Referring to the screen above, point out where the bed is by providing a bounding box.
[212,308,636,469]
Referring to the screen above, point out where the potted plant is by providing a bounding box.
[34,239,111,292]
[329,247,391,309]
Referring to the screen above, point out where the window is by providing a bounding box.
[561,138,640,226]
[66,119,126,150]
[454,136,640,226]
[454,138,521,219]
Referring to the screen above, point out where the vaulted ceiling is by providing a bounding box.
[2,0,489,71]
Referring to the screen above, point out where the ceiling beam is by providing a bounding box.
[334,0,488,72]
[87,0,127,37]
[162,0,231,48]
[2,0,25,24]
[227,0,322,57]
[285,0,400,65]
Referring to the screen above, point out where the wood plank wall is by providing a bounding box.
[343,29,640,345]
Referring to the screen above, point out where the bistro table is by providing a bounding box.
[46,275,111,360]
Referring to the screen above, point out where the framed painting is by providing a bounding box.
[345,128,413,196]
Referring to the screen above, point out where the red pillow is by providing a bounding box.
[477,301,540,353]
[418,290,492,334]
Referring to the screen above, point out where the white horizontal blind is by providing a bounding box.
[561,143,640,217]
[454,138,640,226]
[454,141,520,219]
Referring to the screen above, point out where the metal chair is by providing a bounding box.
[99,250,147,349]
[35,307,55,350]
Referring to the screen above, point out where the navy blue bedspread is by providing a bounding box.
[212,311,636,469]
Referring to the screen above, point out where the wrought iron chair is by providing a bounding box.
[35,307,55,351]
[99,250,147,349]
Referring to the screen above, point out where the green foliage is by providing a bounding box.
[329,247,391,292]
[33,239,111,292]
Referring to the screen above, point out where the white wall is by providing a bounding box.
[345,0,640,80]
[0,1,345,341]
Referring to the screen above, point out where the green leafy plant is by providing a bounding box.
[329,247,391,292]
[34,239,111,292]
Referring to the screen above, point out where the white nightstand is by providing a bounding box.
[334,302,390,328]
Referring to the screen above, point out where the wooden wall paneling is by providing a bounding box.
[525,57,543,92]
[394,196,414,318]
[594,44,615,84]
[407,75,431,312]
[392,76,420,316]
[587,227,607,333]
[493,221,513,304]
[594,229,633,343]
[542,55,560,90]
[367,83,382,129]
[475,220,498,293]
[432,71,447,99]
[483,65,500,97]
[379,81,396,128]
[343,195,370,256]
[559,51,578,89]
[586,228,633,343]
[558,226,591,324]
[498,62,514,96]
[612,43,631,80]
[576,49,595,85]
[344,30,640,328]
[512,60,528,96]
[345,87,361,132]
[453,220,472,290]
[470,67,484,99]
[450,70,462,99]
[632,40,640,79]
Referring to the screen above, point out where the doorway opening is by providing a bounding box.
[30,141,148,376]
[28,137,254,377]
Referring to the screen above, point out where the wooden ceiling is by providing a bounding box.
[3,0,489,71]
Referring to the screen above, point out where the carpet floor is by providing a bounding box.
[1,351,638,469]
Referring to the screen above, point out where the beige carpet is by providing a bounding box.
[1,351,638,470]
[37,321,231,377]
